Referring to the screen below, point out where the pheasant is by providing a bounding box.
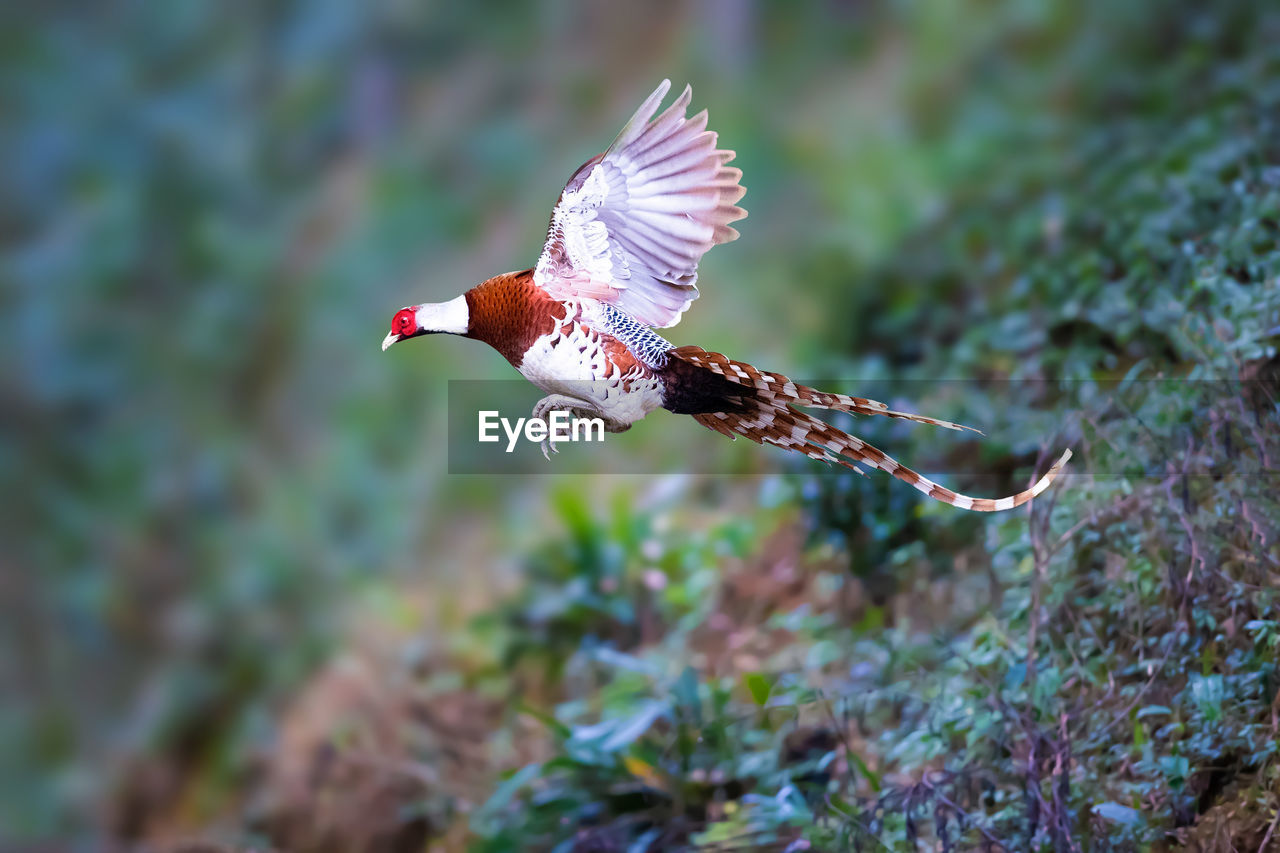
[382,80,1071,511]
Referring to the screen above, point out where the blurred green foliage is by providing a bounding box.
[468,2,1280,850]
[4,0,1279,850]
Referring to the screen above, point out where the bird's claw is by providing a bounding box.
[541,436,560,461]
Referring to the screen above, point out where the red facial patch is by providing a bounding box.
[391,308,417,337]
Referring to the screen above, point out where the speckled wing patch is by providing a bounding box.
[597,303,674,369]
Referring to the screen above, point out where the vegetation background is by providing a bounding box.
[3,0,1278,850]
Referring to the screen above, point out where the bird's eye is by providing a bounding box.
[392,308,416,335]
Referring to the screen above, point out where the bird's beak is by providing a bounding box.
[381,332,401,352]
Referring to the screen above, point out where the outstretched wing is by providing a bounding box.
[533,80,747,329]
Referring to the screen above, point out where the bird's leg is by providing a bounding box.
[531,394,628,460]
[532,394,597,460]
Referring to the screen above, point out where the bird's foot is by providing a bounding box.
[531,394,601,461]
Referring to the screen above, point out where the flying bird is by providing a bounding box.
[382,80,1070,511]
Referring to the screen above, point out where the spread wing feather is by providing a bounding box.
[533,80,747,328]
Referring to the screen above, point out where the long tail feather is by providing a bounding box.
[693,406,1070,512]
[672,346,981,433]
[671,347,1070,512]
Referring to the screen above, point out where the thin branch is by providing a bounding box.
[1258,803,1280,853]
[920,775,1011,851]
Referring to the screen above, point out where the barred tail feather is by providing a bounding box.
[672,346,981,433]
[693,405,1071,512]
[670,346,1070,511]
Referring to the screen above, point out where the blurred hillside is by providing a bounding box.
[3,0,1278,850]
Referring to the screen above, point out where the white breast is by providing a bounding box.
[517,324,664,426]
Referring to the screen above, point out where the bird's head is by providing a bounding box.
[381,295,470,351]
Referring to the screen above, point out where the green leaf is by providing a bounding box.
[673,666,702,725]
[627,827,663,853]
[1092,802,1142,826]
[1160,755,1191,790]
[744,672,773,706]
[592,647,660,675]
[516,701,572,740]
[600,700,668,753]
[847,749,881,792]
[471,762,542,833]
